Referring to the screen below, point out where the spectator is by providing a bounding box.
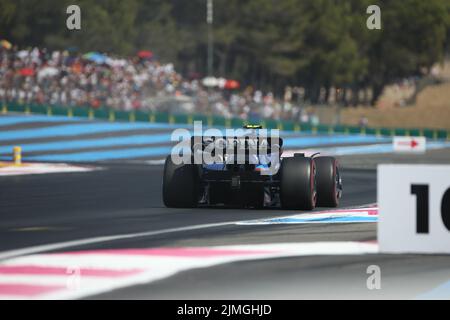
[359,116,369,128]
[0,46,307,122]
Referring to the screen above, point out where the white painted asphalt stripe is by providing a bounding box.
[416,279,450,300]
[0,275,115,286]
[0,163,99,176]
[238,217,377,225]
[0,204,378,262]
[4,243,380,271]
[284,142,450,157]
[3,255,220,269]
[0,242,379,299]
[30,268,184,300]
[122,159,164,165]
[0,221,244,261]
[137,140,450,167]
[214,242,379,254]
[0,268,179,300]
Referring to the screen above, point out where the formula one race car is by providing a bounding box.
[162,125,342,210]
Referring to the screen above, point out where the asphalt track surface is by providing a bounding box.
[0,114,449,299]
[1,160,450,299]
[0,164,375,251]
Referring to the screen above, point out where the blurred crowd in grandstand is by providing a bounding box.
[0,46,319,124]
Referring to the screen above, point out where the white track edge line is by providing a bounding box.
[0,203,377,261]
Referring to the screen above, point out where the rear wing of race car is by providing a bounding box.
[190,135,283,154]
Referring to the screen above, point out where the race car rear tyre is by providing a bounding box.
[162,155,199,208]
[315,156,342,207]
[280,157,316,210]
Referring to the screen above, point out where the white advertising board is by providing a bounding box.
[378,165,450,254]
[392,136,426,153]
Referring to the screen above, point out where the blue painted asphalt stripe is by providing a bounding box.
[283,135,390,148]
[416,280,450,299]
[321,141,450,156]
[0,133,174,154]
[0,115,390,148]
[1,141,396,162]
[24,146,174,162]
[0,134,394,155]
[16,142,445,163]
[0,115,84,126]
[0,122,186,141]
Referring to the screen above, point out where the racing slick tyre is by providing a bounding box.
[280,157,316,210]
[315,156,342,207]
[162,155,199,208]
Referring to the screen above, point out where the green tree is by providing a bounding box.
[367,0,448,104]
[0,0,448,106]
